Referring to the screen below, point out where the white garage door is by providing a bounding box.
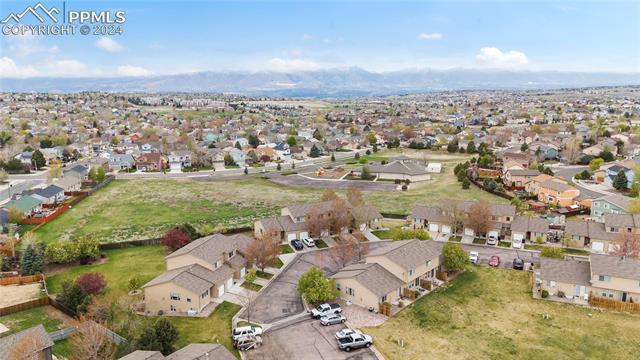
[512,233,524,241]
[226,278,233,290]
[287,233,296,241]
[591,242,604,252]
[299,231,309,240]
[428,223,439,232]
[488,230,499,239]
[441,225,452,234]
[217,285,225,297]
[464,228,474,236]
[240,267,246,278]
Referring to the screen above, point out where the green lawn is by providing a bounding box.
[524,244,590,256]
[0,307,71,358]
[280,244,294,254]
[241,281,263,291]
[46,245,167,301]
[314,239,329,248]
[167,301,241,358]
[256,270,273,280]
[365,267,640,360]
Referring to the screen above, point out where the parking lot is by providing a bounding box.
[245,318,377,360]
[459,243,539,269]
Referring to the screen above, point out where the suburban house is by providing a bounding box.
[55,175,83,193]
[366,157,431,182]
[563,214,630,253]
[143,233,251,315]
[596,163,634,189]
[254,201,382,241]
[30,185,65,206]
[503,169,541,189]
[524,174,554,194]
[168,150,192,171]
[409,200,516,239]
[0,324,54,360]
[331,240,443,310]
[63,164,89,180]
[3,195,43,217]
[119,343,235,360]
[537,179,580,207]
[510,215,550,243]
[591,194,631,218]
[539,254,640,304]
[135,152,165,172]
[108,153,136,171]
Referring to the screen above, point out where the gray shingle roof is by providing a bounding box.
[0,324,53,359]
[332,263,403,297]
[165,343,236,360]
[540,257,591,286]
[595,194,631,210]
[511,215,549,233]
[368,160,429,176]
[143,263,232,293]
[367,240,442,270]
[165,233,251,264]
[119,350,165,360]
[590,254,640,280]
[507,169,541,177]
[541,179,573,192]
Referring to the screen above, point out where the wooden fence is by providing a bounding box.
[420,279,433,291]
[21,204,70,225]
[378,302,392,316]
[402,288,417,300]
[0,297,49,316]
[589,294,640,313]
[0,273,43,286]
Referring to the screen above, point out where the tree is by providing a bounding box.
[0,169,8,183]
[466,201,492,237]
[69,319,116,360]
[88,166,98,182]
[443,203,465,235]
[442,243,469,272]
[76,272,107,295]
[305,207,330,238]
[627,198,640,214]
[366,132,377,145]
[244,232,281,272]
[31,150,46,170]
[57,280,91,313]
[520,143,529,152]
[330,153,335,162]
[161,228,191,252]
[540,247,564,259]
[287,136,297,147]
[466,141,476,153]
[175,223,199,240]
[320,189,339,202]
[309,144,321,158]
[329,199,353,234]
[235,141,242,150]
[313,128,323,141]
[297,266,338,304]
[588,157,604,171]
[48,159,62,180]
[8,331,48,360]
[248,134,260,148]
[244,166,248,175]
[361,165,373,180]
[564,139,582,164]
[461,178,470,189]
[483,178,497,192]
[613,170,629,190]
[7,206,24,225]
[276,162,281,171]
[137,318,179,355]
[96,166,106,182]
[598,150,615,162]
[632,165,640,195]
[76,236,100,263]
[346,188,364,206]
[613,232,640,259]
[223,154,237,167]
[20,244,43,275]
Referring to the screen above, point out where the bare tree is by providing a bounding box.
[320,189,339,201]
[329,199,353,234]
[305,207,330,238]
[346,188,364,206]
[325,242,357,268]
[466,200,492,237]
[244,230,281,272]
[613,232,640,259]
[8,332,46,360]
[564,138,582,165]
[443,202,465,235]
[239,290,258,325]
[69,319,116,360]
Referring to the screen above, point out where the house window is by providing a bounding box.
[426,260,431,268]
[170,305,176,312]
[548,280,556,288]
[170,292,180,301]
[346,287,355,296]
[336,283,341,291]
[229,250,235,258]
[409,269,414,276]
[381,295,387,303]
[186,297,191,303]
[201,291,208,299]
[598,275,610,283]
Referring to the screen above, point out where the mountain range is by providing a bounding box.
[2,68,639,97]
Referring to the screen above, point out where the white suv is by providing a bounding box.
[469,251,479,264]
[302,238,315,247]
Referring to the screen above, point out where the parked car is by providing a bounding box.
[487,234,499,246]
[234,335,263,351]
[320,314,346,326]
[302,237,315,247]
[311,303,342,318]
[290,239,304,250]
[469,251,479,264]
[335,328,360,341]
[337,333,373,352]
[232,326,263,341]
[513,258,525,270]
[488,255,500,267]
[512,237,523,249]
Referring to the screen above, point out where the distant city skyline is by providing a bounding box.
[1,0,639,78]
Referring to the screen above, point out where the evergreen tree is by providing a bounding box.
[287,136,297,147]
[235,141,242,150]
[137,318,179,355]
[466,141,476,153]
[313,128,323,141]
[277,162,282,171]
[330,153,335,162]
[20,244,43,275]
[96,166,106,182]
[309,144,321,158]
[31,150,46,170]
[613,170,629,190]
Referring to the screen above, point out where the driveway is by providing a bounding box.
[459,243,539,269]
[265,173,396,191]
[242,243,390,324]
[245,318,377,360]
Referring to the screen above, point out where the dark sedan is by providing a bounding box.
[290,239,304,250]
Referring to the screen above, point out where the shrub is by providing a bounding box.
[45,241,79,263]
[137,318,179,355]
[297,266,338,304]
[462,178,470,189]
[76,272,107,295]
[128,275,142,291]
[415,229,430,240]
[442,243,469,272]
[541,290,549,298]
[540,247,564,259]
[57,280,90,314]
[161,228,191,252]
[557,290,566,298]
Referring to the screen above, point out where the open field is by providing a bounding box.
[364,267,640,360]
[31,150,503,244]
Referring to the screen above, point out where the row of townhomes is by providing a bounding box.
[539,254,640,304]
[142,233,251,315]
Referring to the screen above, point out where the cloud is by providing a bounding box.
[418,33,443,41]
[302,34,313,40]
[5,34,59,57]
[44,59,90,76]
[0,57,39,78]
[268,58,322,72]
[117,65,153,76]
[475,47,528,68]
[95,37,124,52]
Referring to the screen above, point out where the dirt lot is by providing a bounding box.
[0,283,42,307]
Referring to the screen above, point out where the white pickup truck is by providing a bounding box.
[310,303,342,318]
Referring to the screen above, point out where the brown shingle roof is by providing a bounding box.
[119,351,165,360]
[367,240,442,270]
[540,257,591,286]
[166,343,236,360]
[165,233,251,264]
[511,215,549,233]
[143,263,232,293]
[331,263,403,297]
[590,254,640,280]
[0,325,53,359]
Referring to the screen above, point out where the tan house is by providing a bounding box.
[510,215,550,243]
[331,263,404,309]
[537,179,580,207]
[143,233,251,315]
[503,169,540,189]
[524,174,554,194]
[539,257,591,300]
[120,343,235,360]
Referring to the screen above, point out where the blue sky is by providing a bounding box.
[1,0,639,77]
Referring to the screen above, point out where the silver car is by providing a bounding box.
[320,314,346,326]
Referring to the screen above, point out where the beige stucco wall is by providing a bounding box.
[144,282,210,315]
[541,280,586,299]
[166,254,218,272]
[591,275,640,300]
[334,278,399,309]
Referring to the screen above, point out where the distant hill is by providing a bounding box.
[2,68,639,96]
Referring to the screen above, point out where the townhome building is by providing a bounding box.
[143,233,251,315]
[537,179,580,207]
[591,194,630,218]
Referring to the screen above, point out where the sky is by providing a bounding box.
[0,0,639,78]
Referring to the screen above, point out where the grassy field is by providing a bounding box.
[46,245,167,301]
[31,150,503,244]
[0,307,71,357]
[364,267,640,360]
